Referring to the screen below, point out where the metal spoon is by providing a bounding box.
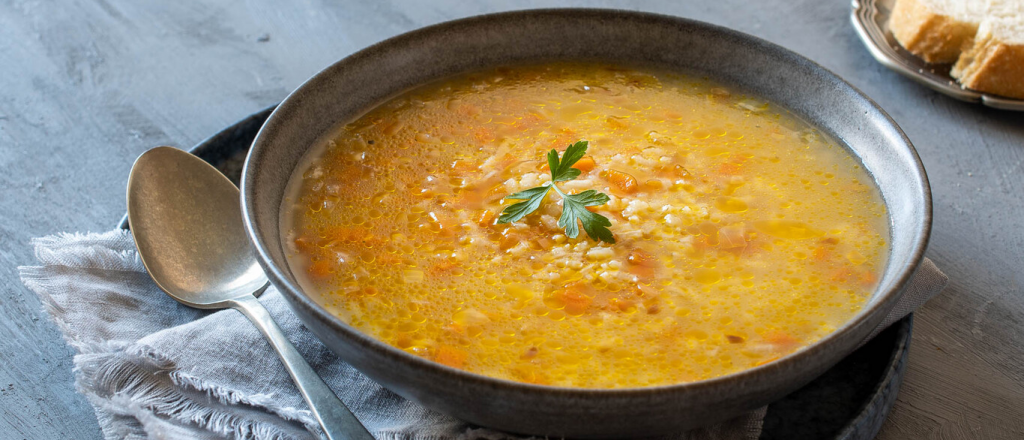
[126,146,374,440]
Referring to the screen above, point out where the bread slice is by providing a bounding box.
[889,0,986,63]
[951,3,1024,99]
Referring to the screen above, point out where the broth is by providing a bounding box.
[280,63,889,388]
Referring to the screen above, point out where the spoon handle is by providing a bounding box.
[230,295,375,440]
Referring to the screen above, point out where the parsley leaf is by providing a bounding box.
[550,140,588,182]
[496,185,551,224]
[556,189,614,243]
[496,141,615,244]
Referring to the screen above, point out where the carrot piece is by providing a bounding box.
[812,246,831,261]
[626,248,658,280]
[558,284,593,316]
[754,356,781,367]
[765,331,799,350]
[307,260,333,278]
[602,169,639,194]
[572,156,597,172]
[457,103,482,117]
[513,112,545,131]
[671,164,692,178]
[718,162,743,175]
[859,270,878,286]
[498,227,522,252]
[434,345,468,369]
[473,127,494,143]
[608,297,636,313]
[293,236,316,253]
[450,159,478,174]
[830,266,855,283]
[476,210,496,227]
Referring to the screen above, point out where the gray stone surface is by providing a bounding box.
[0,1,1020,439]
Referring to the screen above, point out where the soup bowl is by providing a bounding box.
[241,9,930,438]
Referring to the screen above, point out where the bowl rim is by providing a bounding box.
[241,7,932,398]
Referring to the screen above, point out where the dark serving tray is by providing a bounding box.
[119,106,912,440]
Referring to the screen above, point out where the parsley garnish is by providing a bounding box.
[496,141,615,243]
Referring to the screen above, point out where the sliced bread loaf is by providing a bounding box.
[889,0,986,63]
[951,2,1024,99]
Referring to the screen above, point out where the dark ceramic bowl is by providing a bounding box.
[241,9,931,438]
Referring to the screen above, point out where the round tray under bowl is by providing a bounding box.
[119,106,913,440]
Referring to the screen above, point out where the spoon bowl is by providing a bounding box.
[127,146,268,307]
[127,146,373,440]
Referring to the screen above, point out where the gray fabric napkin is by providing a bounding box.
[19,230,947,440]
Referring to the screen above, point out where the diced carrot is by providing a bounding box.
[485,184,507,203]
[557,283,593,316]
[476,210,496,227]
[450,159,478,174]
[545,129,579,153]
[831,267,855,283]
[765,331,799,350]
[671,164,691,178]
[812,246,831,261]
[718,162,743,175]
[307,260,333,278]
[451,190,483,210]
[626,248,657,280]
[473,127,494,143]
[602,169,639,194]
[293,236,316,253]
[457,103,482,117]
[859,270,878,287]
[513,112,545,131]
[496,153,519,171]
[433,345,468,369]
[572,156,597,172]
[498,229,521,252]
[608,297,636,313]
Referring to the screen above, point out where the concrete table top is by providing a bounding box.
[1,1,1021,439]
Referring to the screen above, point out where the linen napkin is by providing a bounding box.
[19,230,947,440]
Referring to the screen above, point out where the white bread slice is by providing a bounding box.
[889,0,986,63]
[951,2,1024,99]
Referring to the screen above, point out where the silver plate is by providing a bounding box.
[851,0,1024,111]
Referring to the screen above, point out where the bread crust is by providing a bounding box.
[952,38,1024,99]
[890,0,980,63]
